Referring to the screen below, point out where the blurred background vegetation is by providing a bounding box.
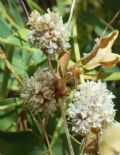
[0,0,120,155]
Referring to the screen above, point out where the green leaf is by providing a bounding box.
[0,2,19,30]
[104,0,120,13]
[0,97,20,131]
[28,111,41,136]
[26,57,47,76]
[52,133,69,155]
[0,98,21,110]
[12,57,26,75]
[80,11,114,36]
[26,0,44,13]
[11,48,37,76]
[0,18,12,38]
[55,0,67,16]
[51,117,63,147]
[0,2,7,15]
[0,28,39,52]
[0,109,17,131]
[26,64,39,76]
[102,72,120,81]
[52,133,80,155]
[80,11,103,26]
[0,131,43,155]
[7,0,24,26]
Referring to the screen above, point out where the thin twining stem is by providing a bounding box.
[100,9,120,41]
[59,99,75,155]
[68,0,75,25]
[0,48,23,86]
[20,0,29,17]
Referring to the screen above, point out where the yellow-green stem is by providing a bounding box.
[0,46,14,98]
[6,15,19,30]
[80,74,85,83]
[51,117,63,147]
[59,99,75,155]
[73,19,81,62]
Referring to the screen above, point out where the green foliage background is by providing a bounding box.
[0,0,120,155]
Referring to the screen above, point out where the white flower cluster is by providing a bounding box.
[68,81,116,134]
[27,9,70,56]
[21,68,57,116]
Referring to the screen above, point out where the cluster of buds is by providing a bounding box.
[21,68,57,116]
[68,81,116,134]
[27,9,70,56]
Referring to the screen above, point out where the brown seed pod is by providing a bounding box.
[55,79,69,98]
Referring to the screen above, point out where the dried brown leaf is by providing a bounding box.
[83,131,99,155]
[57,51,70,77]
[83,31,120,70]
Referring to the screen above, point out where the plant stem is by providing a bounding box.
[59,99,75,155]
[73,19,81,62]
[80,74,85,83]
[43,127,53,155]
[6,15,19,30]
[0,46,14,98]
[68,0,75,25]
[47,55,58,80]
[37,116,53,155]
[51,117,63,147]
[20,0,29,17]
[70,134,82,145]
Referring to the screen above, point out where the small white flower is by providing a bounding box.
[27,9,70,56]
[21,68,57,116]
[68,81,116,134]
